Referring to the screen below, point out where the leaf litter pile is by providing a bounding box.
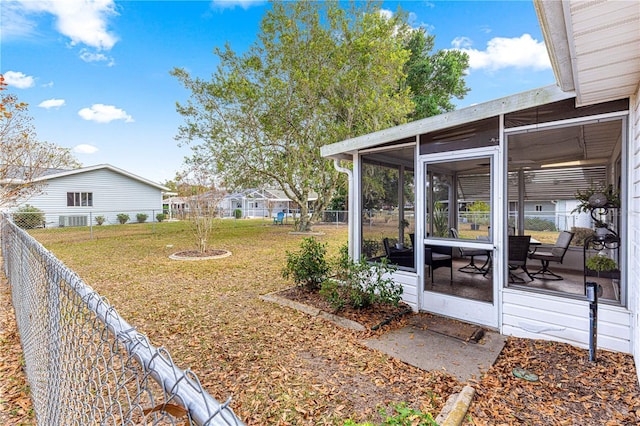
[1,221,639,425]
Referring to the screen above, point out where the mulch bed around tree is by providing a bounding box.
[172,249,229,257]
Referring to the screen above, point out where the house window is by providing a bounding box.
[67,192,93,207]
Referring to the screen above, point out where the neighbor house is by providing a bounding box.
[321,0,640,379]
[219,188,319,218]
[6,164,169,227]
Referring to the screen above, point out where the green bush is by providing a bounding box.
[282,237,329,290]
[321,246,401,310]
[571,226,595,247]
[432,201,449,237]
[156,213,166,222]
[136,213,148,223]
[95,215,106,226]
[233,209,242,219]
[362,239,381,259]
[344,402,437,425]
[524,217,557,232]
[13,204,44,229]
[116,213,129,224]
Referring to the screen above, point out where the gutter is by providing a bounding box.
[333,159,354,258]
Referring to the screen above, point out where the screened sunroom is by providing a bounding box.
[322,86,632,354]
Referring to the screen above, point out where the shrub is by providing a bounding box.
[136,213,148,223]
[156,213,166,222]
[571,226,595,247]
[321,246,401,310]
[116,213,129,224]
[344,402,437,425]
[362,239,381,259]
[95,215,106,226]
[524,217,557,232]
[13,204,44,229]
[282,237,329,290]
[233,209,242,219]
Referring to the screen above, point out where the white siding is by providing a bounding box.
[15,168,163,226]
[392,271,419,312]
[502,289,632,354]
[630,88,640,381]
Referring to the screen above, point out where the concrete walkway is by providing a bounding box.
[364,315,506,382]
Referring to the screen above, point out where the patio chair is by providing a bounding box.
[508,235,533,283]
[529,231,574,280]
[425,244,453,283]
[273,211,285,225]
[450,228,490,274]
[383,238,414,268]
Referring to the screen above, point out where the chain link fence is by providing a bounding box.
[5,209,349,243]
[0,213,243,425]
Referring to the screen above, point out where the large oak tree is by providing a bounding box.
[172,1,468,231]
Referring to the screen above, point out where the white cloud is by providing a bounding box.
[17,0,119,50]
[454,34,551,72]
[452,37,473,49]
[3,71,35,88]
[79,49,115,66]
[0,1,38,40]
[379,8,394,20]
[78,104,134,123]
[210,0,264,10]
[73,144,99,154]
[38,98,66,109]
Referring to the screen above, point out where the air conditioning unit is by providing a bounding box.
[59,215,88,227]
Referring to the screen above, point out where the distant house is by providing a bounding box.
[219,188,318,218]
[6,164,168,227]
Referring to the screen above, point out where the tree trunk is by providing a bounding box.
[296,203,312,232]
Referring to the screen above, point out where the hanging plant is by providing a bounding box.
[572,183,620,214]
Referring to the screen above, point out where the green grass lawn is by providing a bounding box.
[28,220,459,425]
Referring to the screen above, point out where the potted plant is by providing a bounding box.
[586,255,617,272]
[585,253,619,279]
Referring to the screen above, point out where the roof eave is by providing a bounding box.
[321,85,574,159]
[533,0,576,94]
[31,164,169,191]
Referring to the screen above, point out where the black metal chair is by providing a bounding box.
[383,237,413,268]
[424,244,453,283]
[449,228,490,274]
[508,235,533,283]
[529,231,574,280]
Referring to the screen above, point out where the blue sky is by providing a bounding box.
[1,0,555,184]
